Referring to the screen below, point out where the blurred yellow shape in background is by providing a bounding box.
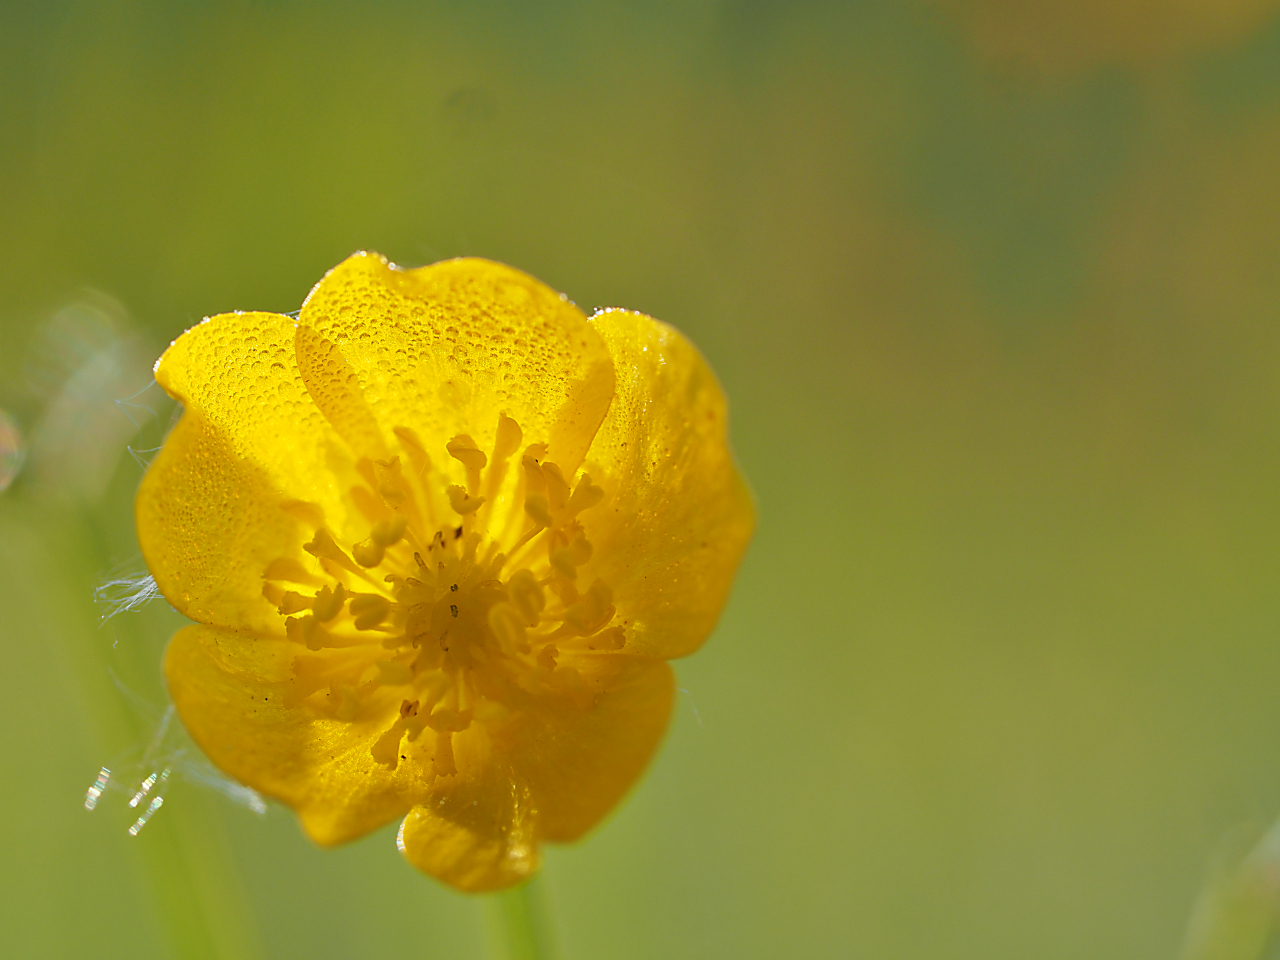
[940,0,1280,74]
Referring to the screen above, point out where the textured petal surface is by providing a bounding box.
[165,625,422,844]
[398,767,541,893]
[580,310,756,659]
[520,655,675,842]
[138,312,360,635]
[298,253,615,526]
[399,655,674,890]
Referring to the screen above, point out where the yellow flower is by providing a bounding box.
[137,253,754,891]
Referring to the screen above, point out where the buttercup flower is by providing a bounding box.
[137,253,754,891]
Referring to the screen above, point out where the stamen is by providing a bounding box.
[350,594,391,630]
[567,475,605,515]
[521,455,552,527]
[279,428,622,776]
[312,584,346,622]
[493,415,523,462]
[331,681,361,720]
[394,426,432,480]
[550,547,578,580]
[287,615,333,650]
[370,722,406,765]
[447,435,487,494]
[483,414,524,507]
[373,516,409,546]
[277,591,313,615]
[507,569,546,625]
[542,463,571,514]
[352,538,386,568]
[350,484,393,523]
[563,580,615,636]
[280,500,325,528]
[447,485,485,515]
[433,731,456,776]
[304,529,362,575]
[263,557,322,585]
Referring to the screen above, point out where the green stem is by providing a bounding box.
[485,876,558,960]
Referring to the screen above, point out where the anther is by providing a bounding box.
[493,415,523,460]
[450,584,458,592]
[372,515,409,546]
[522,454,547,499]
[542,462,571,513]
[447,484,485,515]
[312,584,346,622]
[551,547,578,580]
[568,475,605,515]
[450,604,459,618]
[331,682,360,720]
[263,557,323,585]
[288,615,333,651]
[280,499,325,528]
[569,531,593,565]
[446,434,487,493]
[373,457,409,509]
[507,569,546,625]
[351,538,385,568]
[304,529,361,574]
[393,426,432,479]
[350,594,391,630]
[484,414,524,504]
[564,579,615,635]
[524,492,552,528]
[277,591,312,615]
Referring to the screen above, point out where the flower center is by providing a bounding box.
[259,415,622,776]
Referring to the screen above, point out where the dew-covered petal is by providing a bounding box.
[398,768,541,893]
[581,310,755,659]
[297,253,615,530]
[522,655,675,842]
[165,624,421,844]
[398,656,674,890]
[138,312,361,635]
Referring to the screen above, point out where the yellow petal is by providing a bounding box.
[165,624,419,844]
[398,656,674,890]
[521,656,675,842]
[137,312,359,634]
[297,253,615,529]
[398,768,540,893]
[294,324,389,460]
[581,310,756,659]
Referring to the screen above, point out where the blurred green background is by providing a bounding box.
[6,1,1280,957]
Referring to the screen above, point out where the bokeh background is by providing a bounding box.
[6,1,1280,957]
